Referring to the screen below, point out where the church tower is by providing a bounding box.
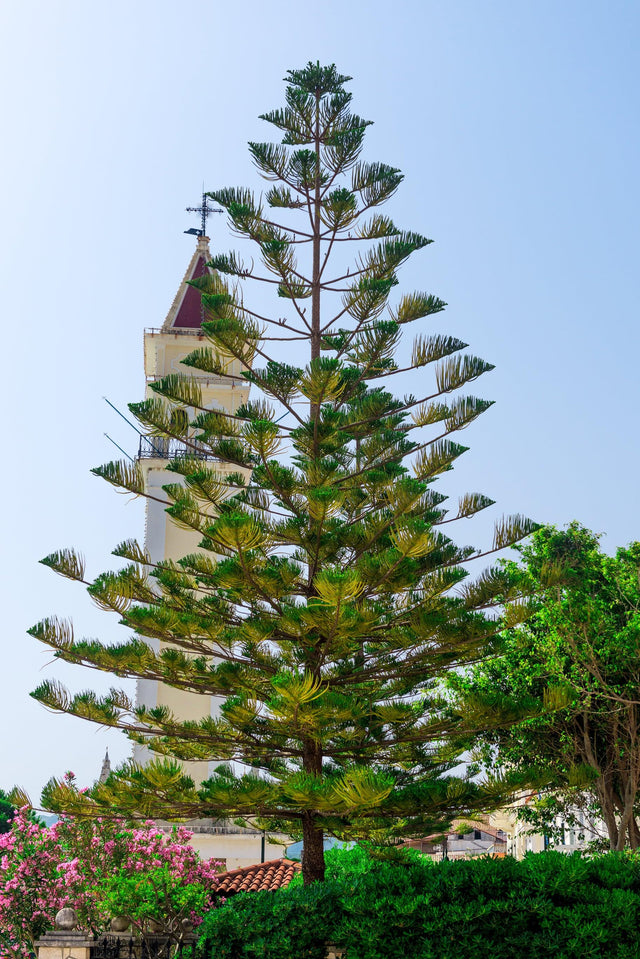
[133,231,249,781]
[132,223,287,868]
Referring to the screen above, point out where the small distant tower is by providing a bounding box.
[134,223,250,785]
[99,749,111,784]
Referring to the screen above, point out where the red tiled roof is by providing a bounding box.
[441,820,504,840]
[216,858,301,896]
[409,820,506,844]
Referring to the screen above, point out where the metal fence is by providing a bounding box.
[137,436,217,461]
[90,937,198,959]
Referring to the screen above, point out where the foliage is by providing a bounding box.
[0,790,16,835]
[452,523,640,851]
[201,882,340,959]
[0,797,220,957]
[200,844,640,959]
[31,62,536,883]
[98,864,211,942]
[0,790,44,836]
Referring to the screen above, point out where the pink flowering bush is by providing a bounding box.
[0,798,222,957]
[54,816,222,939]
[0,808,66,957]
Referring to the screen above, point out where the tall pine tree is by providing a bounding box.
[30,63,536,883]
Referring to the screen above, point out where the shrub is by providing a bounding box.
[200,883,340,959]
[199,846,640,959]
[0,805,221,957]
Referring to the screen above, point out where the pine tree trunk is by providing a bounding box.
[302,813,326,884]
[311,88,321,364]
[301,92,325,888]
[301,735,325,884]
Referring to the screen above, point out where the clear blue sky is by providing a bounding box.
[1,0,638,802]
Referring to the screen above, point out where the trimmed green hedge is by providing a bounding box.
[199,846,640,959]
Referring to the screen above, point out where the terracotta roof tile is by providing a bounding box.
[216,858,302,896]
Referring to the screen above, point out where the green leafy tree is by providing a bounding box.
[0,789,15,834]
[30,63,536,883]
[0,789,43,835]
[454,523,640,851]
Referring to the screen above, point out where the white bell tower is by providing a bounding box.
[132,217,287,868]
[133,232,249,781]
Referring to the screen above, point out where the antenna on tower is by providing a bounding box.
[185,189,223,237]
[103,397,164,457]
[104,433,134,462]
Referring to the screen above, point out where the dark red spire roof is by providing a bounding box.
[161,236,212,332]
[172,254,208,329]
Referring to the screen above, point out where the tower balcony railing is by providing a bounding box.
[145,372,243,388]
[137,436,218,461]
[144,326,207,337]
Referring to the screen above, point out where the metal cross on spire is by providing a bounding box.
[185,190,223,237]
